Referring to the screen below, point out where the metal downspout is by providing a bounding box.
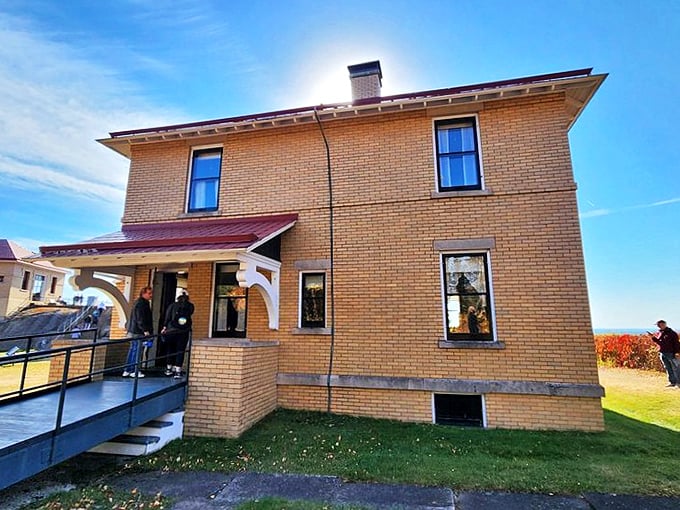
[314,109,336,414]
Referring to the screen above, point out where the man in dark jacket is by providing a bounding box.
[123,286,154,378]
[649,320,680,387]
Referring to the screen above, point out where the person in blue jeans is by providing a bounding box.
[648,320,680,388]
[123,286,154,378]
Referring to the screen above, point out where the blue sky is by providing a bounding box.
[0,0,678,329]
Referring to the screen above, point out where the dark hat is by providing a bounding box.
[656,319,666,325]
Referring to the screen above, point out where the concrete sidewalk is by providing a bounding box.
[107,471,680,510]
[2,469,679,509]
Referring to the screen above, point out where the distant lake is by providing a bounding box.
[593,328,649,335]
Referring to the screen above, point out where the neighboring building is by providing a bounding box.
[0,240,68,318]
[39,62,607,434]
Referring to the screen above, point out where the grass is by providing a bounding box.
[15,366,680,509]
[599,366,680,430]
[22,485,168,509]
[0,357,50,396]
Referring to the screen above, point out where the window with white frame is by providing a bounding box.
[32,274,45,301]
[188,147,222,212]
[300,272,326,328]
[442,253,493,341]
[435,117,482,191]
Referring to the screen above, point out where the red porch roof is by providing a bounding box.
[39,213,298,259]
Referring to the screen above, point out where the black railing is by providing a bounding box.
[0,332,191,435]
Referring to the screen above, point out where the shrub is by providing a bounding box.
[594,334,661,371]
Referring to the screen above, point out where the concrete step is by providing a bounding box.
[89,410,184,456]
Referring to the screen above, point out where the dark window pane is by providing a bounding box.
[301,273,325,327]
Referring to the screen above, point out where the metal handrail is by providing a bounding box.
[0,333,192,419]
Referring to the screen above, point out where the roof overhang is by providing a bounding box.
[37,213,297,269]
[99,68,607,158]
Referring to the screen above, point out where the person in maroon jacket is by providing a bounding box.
[648,320,680,387]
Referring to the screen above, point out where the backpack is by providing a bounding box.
[170,302,192,331]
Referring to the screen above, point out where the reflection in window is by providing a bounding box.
[301,273,325,328]
[443,254,493,341]
[188,148,222,212]
[212,263,247,337]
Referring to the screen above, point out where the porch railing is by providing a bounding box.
[0,331,192,433]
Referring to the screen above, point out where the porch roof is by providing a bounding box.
[37,213,298,268]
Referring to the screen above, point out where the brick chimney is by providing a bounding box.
[348,61,382,101]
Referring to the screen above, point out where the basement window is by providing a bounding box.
[434,394,484,427]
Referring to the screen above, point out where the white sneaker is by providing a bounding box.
[129,372,145,378]
[122,371,131,377]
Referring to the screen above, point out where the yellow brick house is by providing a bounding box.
[39,62,607,435]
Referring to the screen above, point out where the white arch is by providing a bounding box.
[236,252,281,330]
[69,269,131,326]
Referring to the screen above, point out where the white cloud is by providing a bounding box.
[579,208,611,219]
[580,196,680,220]
[0,11,182,205]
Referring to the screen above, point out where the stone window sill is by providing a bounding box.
[431,189,493,199]
[177,210,223,219]
[292,327,332,336]
[438,339,506,349]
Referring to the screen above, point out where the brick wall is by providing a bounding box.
[48,339,106,383]
[119,91,603,431]
[184,339,278,437]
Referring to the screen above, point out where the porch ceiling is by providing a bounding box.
[37,213,297,269]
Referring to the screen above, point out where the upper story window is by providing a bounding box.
[188,148,222,212]
[300,272,326,328]
[442,253,493,341]
[435,118,482,191]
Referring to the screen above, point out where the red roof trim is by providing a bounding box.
[120,213,298,232]
[39,213,299,256]
[41,234,258,253]
[109,68,593,138]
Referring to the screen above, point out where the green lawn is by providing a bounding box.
[117,367,680,497]
[21,367,680,510]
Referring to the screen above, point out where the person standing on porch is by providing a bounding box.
[161,293,194,379]
[123,286,154,378]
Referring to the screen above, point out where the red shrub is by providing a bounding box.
[594,334,662,371]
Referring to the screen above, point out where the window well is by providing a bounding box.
[434,394,483,427]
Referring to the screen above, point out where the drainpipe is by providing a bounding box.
[313,108,336,414]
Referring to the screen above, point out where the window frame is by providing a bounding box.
[32,273,46,301]
[299,271,326,328]
[433,115,483,192]
[440,251,495,342]
[50,276,58,294]
[187,145,223,213]
[211,262,248,338]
